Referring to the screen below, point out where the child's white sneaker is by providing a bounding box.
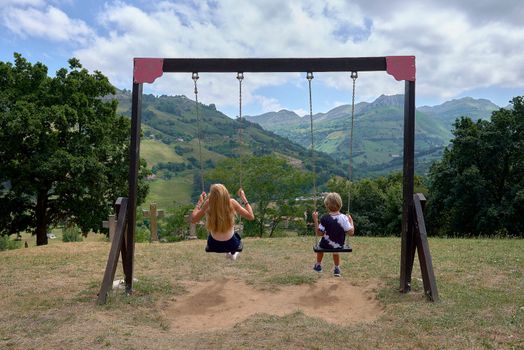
[333,266,341,277]
[225,252,239,260]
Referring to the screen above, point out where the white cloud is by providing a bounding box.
[1,5,93,43]
[334,1,524,104]
[74,1,382,111]
[253,95,284,114]
[0,0,45,5]
[292,108,308,117]
[2,0,523,112]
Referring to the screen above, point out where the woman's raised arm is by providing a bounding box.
[232,189,254,220]
[190,192,208,224]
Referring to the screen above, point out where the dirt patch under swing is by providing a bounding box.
[160,278,384,332]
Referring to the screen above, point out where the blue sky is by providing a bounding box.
[1,0,523,117]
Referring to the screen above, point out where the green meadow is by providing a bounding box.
[1,236,522,349]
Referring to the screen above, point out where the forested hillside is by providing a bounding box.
[113,90,344,206]
[111,89,500,207]
[247,95,499,177]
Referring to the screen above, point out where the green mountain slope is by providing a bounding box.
[419,97,499,128]
[114,91,344,207]
[246,95,499,177]
[113,90,500,208]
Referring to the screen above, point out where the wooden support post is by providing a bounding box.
[102,215,116,242]
[97,197,128,305]
[235,222,243,236]
[413,193,439,301]
[184,213,199,240]
[142,203,165,242]
[115,197,128,280]
[189,223,198,240]
[125,82,143,293]
[400,79,416,293]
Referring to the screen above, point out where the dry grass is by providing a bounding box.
[0,236,523,349]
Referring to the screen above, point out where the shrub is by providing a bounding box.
[242,220,259,237]
[163,204,194,242]
[135,225,151,243]
[62,225,83,242]
[196,224,208,240]
[0,235,22,251]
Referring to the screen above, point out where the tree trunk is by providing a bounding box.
[35,190,48,246]
[269,219,280,237]
[258,213,265,237]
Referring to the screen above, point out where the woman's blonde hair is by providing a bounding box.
[324,192,343,212]
[206,184,235,233]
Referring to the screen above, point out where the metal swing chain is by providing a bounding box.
[307,72,317,211]
[237,72,244,189]
[192,72,205,194]
[347,71,358,213]
[236,72,245,233]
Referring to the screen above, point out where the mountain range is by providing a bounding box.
[114,91,346,206]
[245,94,500,176]
[112,90,500,206]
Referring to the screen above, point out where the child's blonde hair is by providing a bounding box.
[324,192,343,212]
[206,184,235,233]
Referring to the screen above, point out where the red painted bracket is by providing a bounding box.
[133,58,164,84]
[386,56,416,81]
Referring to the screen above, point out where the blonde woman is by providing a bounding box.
[191,184,254,259]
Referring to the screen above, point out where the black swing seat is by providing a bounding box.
[205,240,244,253]
[313,244,352,253]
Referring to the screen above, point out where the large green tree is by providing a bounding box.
[206,155,312,236]
[427,97,524,236]
[327,172,426,236]
[0,53,149,245]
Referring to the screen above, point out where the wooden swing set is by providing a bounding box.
[97,56,438,304]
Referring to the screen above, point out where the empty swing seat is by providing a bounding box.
[205,240,244,253]
[313,244,352,253]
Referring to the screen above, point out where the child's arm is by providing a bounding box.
[190,192,208,224]
[232,188,255,220]
[346,214,355,236]
[312,211,323,236]
[232,199,254,220]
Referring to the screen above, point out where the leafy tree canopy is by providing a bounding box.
[427,96,524,237]
[327,172,426,236]
[206,155,312,236]
[0,53,149,245]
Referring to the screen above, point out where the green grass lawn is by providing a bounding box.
[144,173,194,209]
[140,137,194,208]
[141,139,184,167]
[140,137,223,210]
[3,229,107,249]
[0,236,523,349]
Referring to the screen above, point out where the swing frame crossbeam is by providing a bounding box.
[97,56,438,303]
[145,57,386,74]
